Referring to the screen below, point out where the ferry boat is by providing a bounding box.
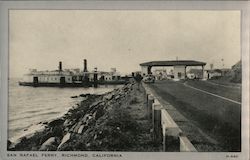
[19,59,128,87]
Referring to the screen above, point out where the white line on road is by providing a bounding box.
[183,82,241,105]
[205,81,241,89]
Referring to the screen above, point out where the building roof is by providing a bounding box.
[232,60,241,70]
[140,60,206,67]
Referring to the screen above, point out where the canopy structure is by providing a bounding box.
[140,60,206,80]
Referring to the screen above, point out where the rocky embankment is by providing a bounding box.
[8,82,160,151]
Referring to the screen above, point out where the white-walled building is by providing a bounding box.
[140,60,206,81]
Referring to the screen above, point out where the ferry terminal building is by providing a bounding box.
[140,60,206,81]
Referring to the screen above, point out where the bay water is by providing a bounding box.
[8,78,121,141]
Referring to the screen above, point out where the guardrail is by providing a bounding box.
[143,83,197,152]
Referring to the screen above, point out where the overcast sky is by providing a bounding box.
[9,10,240,77]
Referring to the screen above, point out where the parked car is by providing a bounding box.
[143,74,155,83]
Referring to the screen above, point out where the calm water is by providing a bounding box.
[8,78,121,140]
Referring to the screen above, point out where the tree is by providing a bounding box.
[210,63,214,70]
[134,74,143,83]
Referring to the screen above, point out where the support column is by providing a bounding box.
[201,65,206,80]
[201,65,204,79]
[147,66,152,74]
[184,66,187,79]
[141,66,148,76]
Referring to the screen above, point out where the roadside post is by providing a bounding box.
[152,99,163,142]
[147,94,154,120]
[161,109,180,152]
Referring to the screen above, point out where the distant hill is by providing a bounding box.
[219,60,242,84]
[230,60,241,83]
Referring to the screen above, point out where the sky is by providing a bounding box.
[9,10,240,77]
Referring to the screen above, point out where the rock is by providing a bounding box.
[43,121,48,125]
[92,112,97,120]
[79,94,85,97]
[77,125,85,134]
[74,111,84,120]
[86,118,95,126]
[115,95,120,100]
[48,119,64,127]
[39,137,59,151]
[123,87,129,92]
[7,140,12,149]
[63,119,74,128]
[39,131,53,145]
[73,122,82,133]
[52,126,63,138]
[86,143,91,147]
[93,107,104,120]
[83,114,92,122]
[71,96,78,98]
[63,119,71,127]
[79,93,90,97]
[69,123,77,132]
[57,133,71,150]
[103,94,113,100]
[89,101,103,110]
[31,146,39,151]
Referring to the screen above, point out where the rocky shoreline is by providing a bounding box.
[8,82,160,151]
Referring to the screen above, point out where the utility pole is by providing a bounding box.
[221,58,224,69]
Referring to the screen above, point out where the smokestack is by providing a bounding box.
[59,61,62,71]
[84,59,87,72]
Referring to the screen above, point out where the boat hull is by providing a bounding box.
[18,81,127,87]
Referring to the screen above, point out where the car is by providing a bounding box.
[143,74,155,83]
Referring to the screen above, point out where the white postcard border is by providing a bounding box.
[0,1,249,160]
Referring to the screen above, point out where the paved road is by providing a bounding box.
[205,80,241,89]
[186,80,241,102]
[184,82,241,105]
[148,80,241,151]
